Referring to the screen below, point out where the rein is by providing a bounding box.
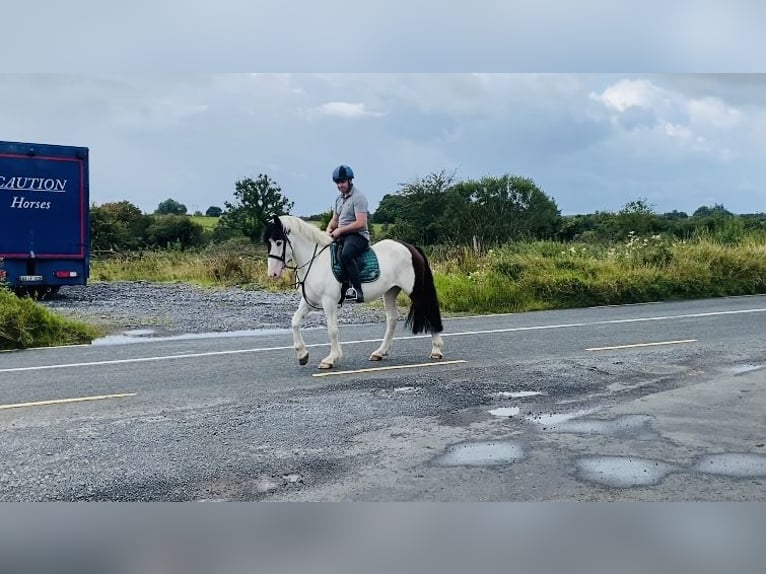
[269,235,330,310]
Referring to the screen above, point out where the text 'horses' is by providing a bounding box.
[262,215,444,369]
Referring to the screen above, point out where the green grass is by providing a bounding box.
[189,215,219,230]
[428,234,766,314]
[0,288,103,350]
[90,238,292,291]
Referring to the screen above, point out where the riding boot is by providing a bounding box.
[344,260,364,303]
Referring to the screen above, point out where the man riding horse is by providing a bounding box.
[325,164,369,303]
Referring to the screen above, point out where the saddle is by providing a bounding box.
[329,242,381,295]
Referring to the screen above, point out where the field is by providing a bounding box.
[189,215,219,230]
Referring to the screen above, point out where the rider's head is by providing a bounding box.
[332,164,354,193]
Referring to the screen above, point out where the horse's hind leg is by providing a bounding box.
[291,298,311,365]
[370,287,400,361]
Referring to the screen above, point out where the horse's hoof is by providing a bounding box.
[298,354,309,366]
[430,353,444,360]
[369,353,384,361]
[318,361,333,369]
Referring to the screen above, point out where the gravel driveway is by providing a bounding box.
[39,281,391,338]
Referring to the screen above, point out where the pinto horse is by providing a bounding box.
[262,215,444,369]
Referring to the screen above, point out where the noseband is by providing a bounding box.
[268,236,291,266]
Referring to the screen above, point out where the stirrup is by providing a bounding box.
[345,287,363,302]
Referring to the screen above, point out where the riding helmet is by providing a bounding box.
[332,165,354,182]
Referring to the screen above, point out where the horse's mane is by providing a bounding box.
[279,215,332,246]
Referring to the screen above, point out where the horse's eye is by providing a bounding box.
[275,240,283,247]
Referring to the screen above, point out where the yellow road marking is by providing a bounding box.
[0,392,137,411]
[312,359,467,377]
[586,339,698,351]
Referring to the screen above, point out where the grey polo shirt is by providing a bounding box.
[334,186,370,241]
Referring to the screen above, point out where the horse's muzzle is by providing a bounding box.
[267,260,285,279]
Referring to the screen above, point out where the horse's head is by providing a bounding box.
[262,215,292,279]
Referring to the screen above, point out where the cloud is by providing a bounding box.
[687,97,741,129]
[1,73,764,219]
[315,102,386,119]
[591,78,663,112]
[588,77,745,163]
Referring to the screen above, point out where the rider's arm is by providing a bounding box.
[326,211,338,233]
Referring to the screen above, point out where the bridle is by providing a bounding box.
[267,232,330,310]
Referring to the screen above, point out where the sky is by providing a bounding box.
[2,3,764,218]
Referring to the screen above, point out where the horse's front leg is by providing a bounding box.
[291,297,311,366]
[319,299,342,369]
[430,332,445,360]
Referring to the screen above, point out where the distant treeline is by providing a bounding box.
[91,170,766,252]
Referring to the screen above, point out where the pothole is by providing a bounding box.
[729,364,765,375]
[554,415,657,438]
[525,409,599,430]
[434,440,526,467]
[489,391,543,400]
[489,407,521,417]
[692,453,766,478]
[575,455,678,488]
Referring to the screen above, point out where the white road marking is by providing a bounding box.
[1,307,764,374]
[0,392,137,411]
[440,307,766,338]
[0,346,294,373]
[586,339,698,351]
[311,359,467,377]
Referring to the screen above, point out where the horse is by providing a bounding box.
[262,215,445,369]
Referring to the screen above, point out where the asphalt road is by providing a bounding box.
[2,295,765,501]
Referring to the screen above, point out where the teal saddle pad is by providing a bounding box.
[330,243,381,283]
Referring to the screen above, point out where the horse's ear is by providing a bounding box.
[273,214,281,224]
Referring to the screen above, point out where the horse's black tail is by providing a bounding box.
[403,243,443,335]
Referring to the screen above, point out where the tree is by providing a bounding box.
[442,175,561,247]
[217,174,295,242]
[693,203,732,217]
[155,198,188,215]
[372,193,409,224]
[145,215,204,249]
[90,201,150,251]
[386,169,457,245]
[613,198,659,237]
[662,210,689,220]
[313,209,334,231]
[205,206,223,217]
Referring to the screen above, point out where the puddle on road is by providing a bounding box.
[554,415,657,439]
[489,407,521,417]
[729,364,765,375]
[92,328,292,346]
[434,440,526,467]
[525,409,599,430]
[692,453,766,478]
[575,456,678,488]
[123,329,155,337]
[490,391,543,400]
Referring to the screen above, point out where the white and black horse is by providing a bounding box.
[262,215,444,369]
